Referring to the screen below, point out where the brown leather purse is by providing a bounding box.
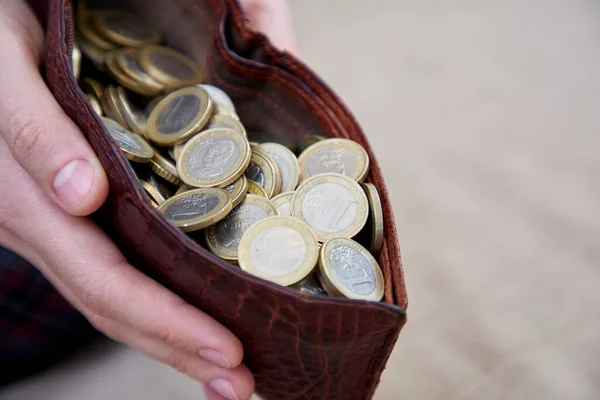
[27,0,408,398]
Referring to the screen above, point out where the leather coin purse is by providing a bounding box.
[27,0,408,398]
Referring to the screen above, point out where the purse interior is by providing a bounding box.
[72,0,406,308]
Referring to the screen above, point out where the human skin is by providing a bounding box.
[0,1,299,399]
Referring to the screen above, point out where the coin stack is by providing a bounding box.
[73,7,386,302]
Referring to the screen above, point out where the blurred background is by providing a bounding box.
[3,0,600,399]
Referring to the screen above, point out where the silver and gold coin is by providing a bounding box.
[80,78,104,101]
[141,180,167,205]
[223,175,248,207]
[114,86,147,137]
[104,86,129,128]
[76,36,106,69]
[175,184,192,196]
[77,11,115,51]
[114,48,165,94]
[198,84,235,111]
[105,51,159,97]
[146,86,213,146]
[158,187,232,232]
[205,194,278,261]
[177,128,251,188]
[100,117,154,162]
[271,191,294,217]
[246,180,268,198]
[291,272,328,296]
[244,149,281,198]
[260,142,300,193]
[85,94,103,116]
[91,10,161,47]
[204,114,246,137]
[138,45,204,88]
[298,138,370,183]
[150,151,182,185]
[238,216,319,286]
[360,183,384,256]
[317,237,384,301]
[291,173,368,242]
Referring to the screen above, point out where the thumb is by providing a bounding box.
[0,1,108,216]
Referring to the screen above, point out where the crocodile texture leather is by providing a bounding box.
[28,0,408,398]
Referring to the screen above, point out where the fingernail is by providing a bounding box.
[53,160,93,209]
[209,379,238,400]
[199,349,231,369]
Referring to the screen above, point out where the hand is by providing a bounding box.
[0,1,257,399]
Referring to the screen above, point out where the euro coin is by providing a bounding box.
[244,149,281,198]
[298,138,369,183]
[291,173,368,242]
[198,84,236,111]
[80,78,104,101]
[104,86,129,128]
[77,11,115,51]
[146,86,213,146]
[138,45,204,88]
[159,188,232,232]
[150,151,182,185]
[114,48,165,93]
[114,86,147,137]
[223,175,248,207]
[105,51,160,97]
[360,183,384,256]
[246,180,268,197]
[85,94,103,116]
[291,272,328,296]
[271,192,294,217]
[141,180,167,205]
[72,45,81,79]
[92,10,161,47]
[100,117,154,162]
[317,237,384,301]
[260,142,300,192]
[177,128,251,188]
[204,114,246,137]
[205,194,278,261]
[238,216,319,286]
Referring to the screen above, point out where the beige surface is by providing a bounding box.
[3,0,600,399]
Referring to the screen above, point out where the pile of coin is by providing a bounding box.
[73,7,385,302]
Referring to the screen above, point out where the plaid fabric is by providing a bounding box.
[0,246,99,386]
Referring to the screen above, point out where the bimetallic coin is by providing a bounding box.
[141,180,167,205]
[105,52,160,97]
[291,173,368,242]
[204,114,246,137]
[244,149,281,198]
[318,237,384,301]
[198,84,235,111]
[298,138,370,183]
[173,141,186,161]
[177,128,251,188]
[114,48,165,93]
[146,86,213,146]
[246,180,268,198]
[115,87,147,137]
[260,142,300,192]
[223,175,247,207]
[145,95,165,115]
[291,272,328,296]
[206,195,278,260]
[104,86,129,128]
[85,94,103,116]
[100,117,154,162]
[159,188,232,232]
[92,10,161,47]
[238,217,319,286]
[138,45,204,88]
[72,45,81,79]
[271,192,294,217]
[361,183,384,255]
[81,78,104,101]
[297,134,327,154]
[150,151,182,186]
[77,12,115,51]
